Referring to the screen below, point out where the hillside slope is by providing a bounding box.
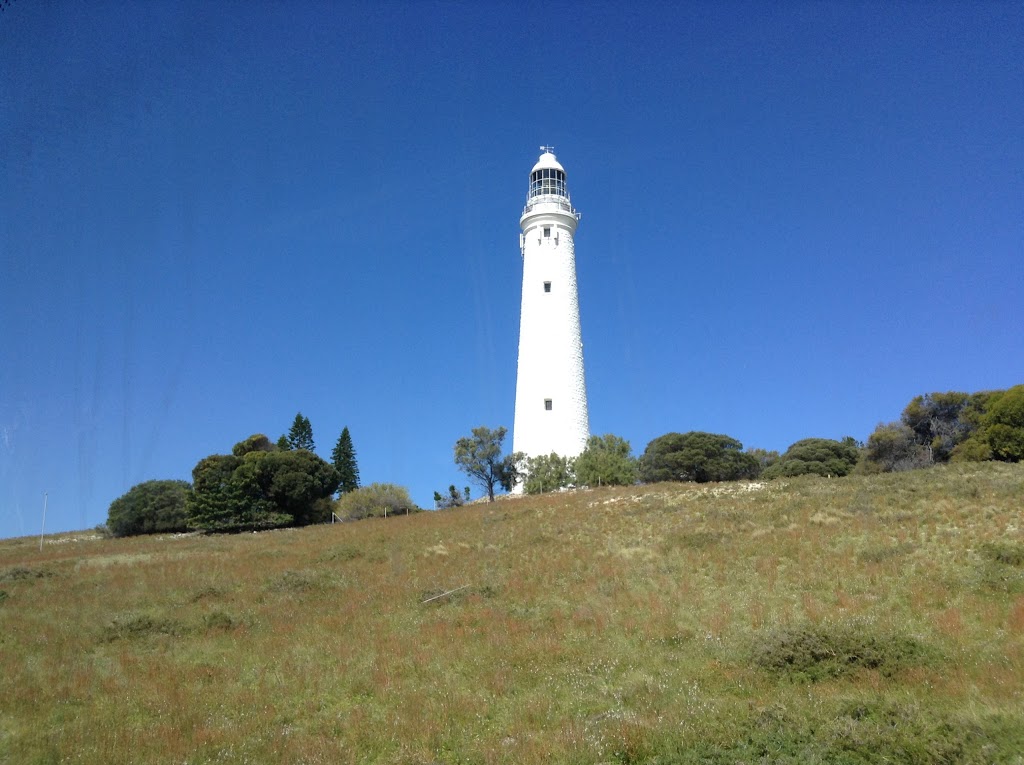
[2,463,1023,764]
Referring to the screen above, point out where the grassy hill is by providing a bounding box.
[2,463,1023,764]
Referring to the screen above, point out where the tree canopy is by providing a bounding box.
[454,426,520,502]
[187,434,339,532]
[573,434,637,488]
[638,431,759,484]
[522,452,574,494]
[861,423,931,473]
[863,385,1024,472]
[285,412,315,452]
[762,438,860,479]
[331,427,360,494]
[107,479,191,537]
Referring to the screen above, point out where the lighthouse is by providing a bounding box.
[512,147,590,484]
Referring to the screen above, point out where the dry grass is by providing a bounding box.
[1,463,1023,763]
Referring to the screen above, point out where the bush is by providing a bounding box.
[751,621,933,681]
[574,434,637,487]
[107,479,191,537]
[639,431,759,484]
[188,438,339,532]
[335,483,419,521]
[763,438,859,479]
[522,452,574,494]
[861,423,932,473]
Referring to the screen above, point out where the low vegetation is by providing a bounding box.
[4,462,1023,763]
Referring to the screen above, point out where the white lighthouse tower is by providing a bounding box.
[512,147,590,482]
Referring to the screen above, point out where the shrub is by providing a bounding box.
[107,479,191,537]
[522,452,574,494]
[335,483,419,520]
[102,614,187,642]
[639,431,760,484]
[0,566,54,582]
[751,621,933,681]
[861,423,932,473]
[574,434,637,487]
[763,438,859,479]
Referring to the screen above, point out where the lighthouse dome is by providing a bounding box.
[531,151,565,174]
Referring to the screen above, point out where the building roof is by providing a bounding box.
[531,150,564,174]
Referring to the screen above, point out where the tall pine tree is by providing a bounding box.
[331,426,360,494]
[286,412,315,452]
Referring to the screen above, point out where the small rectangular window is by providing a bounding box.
[544,399,552,411]
[543,227,551,237]
[543,281,551,293]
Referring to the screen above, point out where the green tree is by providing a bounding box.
[573,434,637,488]
[188,435,339,532]
[107,479,191,538]
[901,391,978,462]
[982,385,1024,462]
[286,412,315,452]
[746,448,780,474]
[233,433,277,456]
[638,431,759,484]
[523,452,575,494]
[762,438,859,479]
[331,426,360,493]
[434,484,464,509]
[860,422,931,473]
[276,434,290,451]
[454,426,521,502]
[336,483,419,520]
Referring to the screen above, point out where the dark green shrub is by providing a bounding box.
[202,610,240,631]
[0,566,53,582]
[763,438,860,479]
[639,431,760,483]
[107,479,191,537]
[102,614,187,642]
[981,541,1024,567]
[751,621,933,681]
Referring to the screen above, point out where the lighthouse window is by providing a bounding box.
[543,281,551,293]
[543,227,551,238]
[544,399,553,411]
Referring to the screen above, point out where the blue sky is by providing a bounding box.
[2,1,1021,539]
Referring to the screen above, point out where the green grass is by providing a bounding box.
[1,463,1023,763]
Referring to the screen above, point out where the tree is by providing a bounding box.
[286,412,315,452]
[860,422,931,473]
[331,426,360,493]
[762,438,859,479]
[746,448,780,474]
[901,391,977,462]
[187,435,339,532]
[523,452,575,494]
[434,485,464,509]
[336,483,419,520]
[638,431,760,484]
[982,385,1024,462]
[233,433,277,456]
[107,479,191,537]
[573,434,637,488]
[454,426,521,502]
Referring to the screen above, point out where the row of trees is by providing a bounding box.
[453,388,1022,499]
[862,385,1024,472]
[449,428,641,501]
[111,386,1021,535]
[107,413,364,537]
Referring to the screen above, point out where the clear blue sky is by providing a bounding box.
[2,1,1021,539]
